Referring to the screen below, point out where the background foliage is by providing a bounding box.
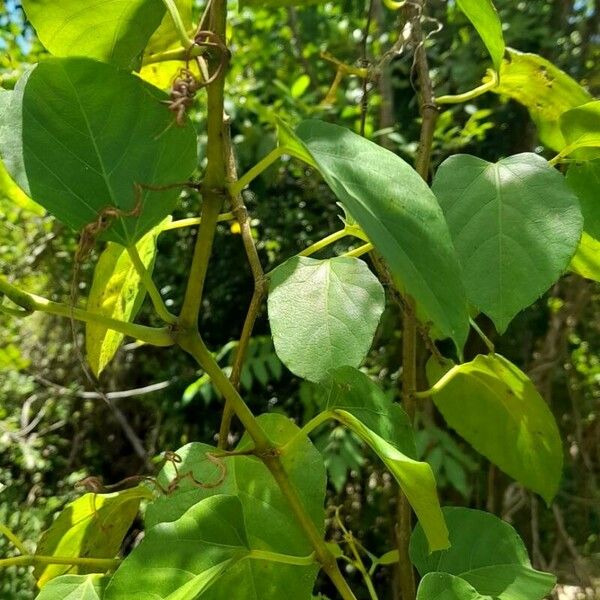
[0,0,598,597]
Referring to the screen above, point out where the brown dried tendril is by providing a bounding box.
[168,30,230,126]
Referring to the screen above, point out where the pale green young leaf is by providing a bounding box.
[455,0,505,71]
[490,49,592,151]
[86,219,168,377]
[428,355,563,503]
[318,367,449,551]
[0,58,197,246]
[559,101,600,159]
[268,256,385,382]
[34,487,150,587]
[34,575,106,600]
[21,0,165,69]
[296,119,470,354]
[104,496,250,600]
[276,118,317,167]
[433,153,582,332]
[411,508,556,600]
[0,159,44,216]
[570,232,600,283]
[145,414,326,600]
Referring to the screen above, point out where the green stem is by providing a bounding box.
[179,333,357,600]
[160,0,193,49]
[179,333,272,450]
[248,549,317,566]
[343,242,374,258]
[413,364,461,398]
[162,213,235,232]
[127,246,176,325]
[0,555,119,570]
[436,70,498,105]
[178,0,228,331]
[230,147,286,196]
[300,229,349,257]
[0,276,174,347]
[0,524,28,555]
[469,317,495,353]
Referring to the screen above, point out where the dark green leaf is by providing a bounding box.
[296,119,469,354]
[104,496,250,599]
[0,57,197,246]
[433,153,582,332]
[144,414,326,600]
[411,508,556,600]
[268,256,385,382]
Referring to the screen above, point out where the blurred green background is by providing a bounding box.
[0,0,598,597]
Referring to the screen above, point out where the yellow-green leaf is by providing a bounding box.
[559,100,600,159]
[429,354,563,504]
[34,487,150,588]
[489,48,591,151]
[86,219,168,377]
[570,232,600,283]
[0,158,44,215]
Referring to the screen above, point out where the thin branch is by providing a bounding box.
[0,276,174,347]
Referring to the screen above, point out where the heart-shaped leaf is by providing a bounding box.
[317,367,449,551]
[433,153,582,332]
[411,508,556,600]
[145,414,326,600]
[268,256,385,382]
[0,57,197,246]
[104,495,251,600]
[296,119,469,354]
[427,354,563,503]
[22,0,165,69]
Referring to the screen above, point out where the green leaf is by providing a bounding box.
[0,57,197,246]
[567,159,600,241]
[34,487,149,587]
[86,219,167,377]
[490,49,592,151]
[559,101,600,160]
[0,159,44,215]
[296,119,469,354]
[276,118,317,168]
[570,232,600,283]
[241,0,320,7]
[428,354,563,503]
[317,367,449,551]
[21,0,165,69]
[145,414,326,600]
[104,496,250,600]
[433,153,582,332]
[268,256,385,382]
[411,508,556,600]
[35,575,106,600]
[566,160,600,282]
[417,573,485,600]
[455,0,505,71]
